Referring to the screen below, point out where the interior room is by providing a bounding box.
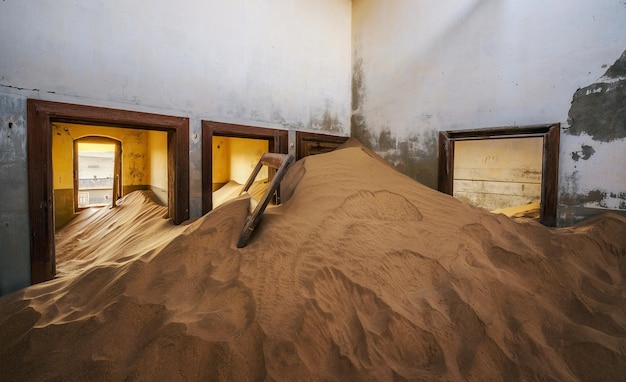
[52,123,170,230]
[211,136,270,208]
[0,1,625,380]
[201,121,289,214]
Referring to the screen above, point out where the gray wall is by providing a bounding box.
[0,94,31,294]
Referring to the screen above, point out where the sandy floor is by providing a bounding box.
[1,140,625,381]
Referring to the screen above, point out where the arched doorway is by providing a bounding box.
[73,136,122,210]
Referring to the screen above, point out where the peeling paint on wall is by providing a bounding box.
[567,50,626,142]
[570,144,595,162]
[560,49,626,224]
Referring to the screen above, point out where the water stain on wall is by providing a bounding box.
[567,49,626,142]
[351,56,373,149]
[127,153,145,182]
[350,53,438,188]
[380,130,439,189]
[309,109,343,133]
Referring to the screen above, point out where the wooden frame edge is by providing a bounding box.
[27,99,189,284]
[201,120,288,215]
[437,123,560,226]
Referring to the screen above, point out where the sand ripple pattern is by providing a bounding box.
[1,143,625,381]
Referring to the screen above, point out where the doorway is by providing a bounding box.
[438,124,560,226]
[74,137,121,209]
[27,99,189,284]
[201,121,288,214]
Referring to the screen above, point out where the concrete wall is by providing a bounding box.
[352,0,626,225]
[0,0,351,295]
[0,94,30,294]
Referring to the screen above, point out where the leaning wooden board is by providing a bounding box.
[237,153,295,248]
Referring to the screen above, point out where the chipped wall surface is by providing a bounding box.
[352,0,626,224]
[0,0,351,295]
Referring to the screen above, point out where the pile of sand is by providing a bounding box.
[1,140,625,381]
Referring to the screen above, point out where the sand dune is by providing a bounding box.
[1,140,625,381]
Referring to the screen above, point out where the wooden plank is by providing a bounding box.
[453,180,542,197]
[237,153,294,248]
[454,168,542,183]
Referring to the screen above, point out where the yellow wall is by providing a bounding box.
[52,123,151,190]
[212,136,232,184]
[212,137,269,185]
[148,130,168,190]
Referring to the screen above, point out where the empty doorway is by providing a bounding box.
[202,121,288,214]
[27,99,189,284]
[438,124,560,226]
[74,137,121,209]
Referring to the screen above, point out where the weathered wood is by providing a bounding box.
[237,153,294,248]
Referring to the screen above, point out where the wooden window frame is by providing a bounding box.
[438,123,560,226]
[201,121,288,214]
[27,99,189,284]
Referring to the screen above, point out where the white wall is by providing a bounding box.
[0,0,351,295]
[0,0,351,214]
[352,0,626,224]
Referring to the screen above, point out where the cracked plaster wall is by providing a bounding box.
[352,0,626,224]
[0,0,351,295]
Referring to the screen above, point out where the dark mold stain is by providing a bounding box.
[561,189,608,207]
[350,55,373,149]
[310,109,343,133]
[378,130,439,189]
[350,53,437,188]
[570,144,595,161]
[378,128,394,151]
[567,49,626,142]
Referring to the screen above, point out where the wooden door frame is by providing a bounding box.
[201,121,288,214]
[27,99,189,284]
[295,131,349,160]
[438,123,560,226]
